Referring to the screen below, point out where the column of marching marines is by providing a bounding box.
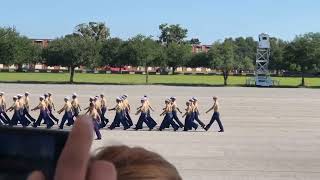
[0,92,224,140]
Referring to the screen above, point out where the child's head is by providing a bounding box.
[93,145,182,180]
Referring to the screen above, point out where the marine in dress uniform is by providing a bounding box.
[84,97,95,113]
[138,96,157,128]
[57,97,74,129]
[0,92,10,124]
[205,96,224,132]
[6,96,29,127]
[159,99,179,131]
[134,98,156,131]
[122,94,133,127]
[71,93,82,118]
[108,97,129,130]
[170,97,184,128]
[17,94,32,125]
[23,92,36,122]
[88,102,102,140]
[93,96,103,119]
[45,93,59,124]
[99,94,109,128]
[31,96,54,129]
[182,101,198,131]
[191,97,206,128]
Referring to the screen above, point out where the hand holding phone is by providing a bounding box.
[0,126,68,180]
[27,116,117,180]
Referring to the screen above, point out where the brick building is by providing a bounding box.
[31,39,51,48]
[192,45,212,54]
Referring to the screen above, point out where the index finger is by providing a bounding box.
[55,115,93,180]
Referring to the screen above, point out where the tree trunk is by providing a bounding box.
[29,64,35,71]
[17,64,23,72]
[69,66,75,83]
[301,72,305,87]
[145,66,149,84]
[172,67,176,75]
[223,70,228,86]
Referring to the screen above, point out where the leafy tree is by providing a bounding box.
[100,37,123,67]
[43,35,101,83]
[269,38,287,74]
[238,56,255,72]
[188,52,210,68]
[283,33,320,86]
[188,38,201,45]
[157,23,191,74]
[73,22,110,41]
[0,27,41,71]
[0,27,17,65]
[233,37,256,73]
[125,35,163,83]
[14,37,42,71]
[158,23,188,45]
[165,42,192,74]
[209,39,236,85]
[117,42,137,69]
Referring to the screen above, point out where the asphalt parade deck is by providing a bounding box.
[1,84,320,180]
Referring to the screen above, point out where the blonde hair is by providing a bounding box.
[93,145,182,180]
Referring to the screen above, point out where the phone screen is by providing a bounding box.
[0,127,68,180]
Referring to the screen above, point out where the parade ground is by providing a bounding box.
[1,83,320,180]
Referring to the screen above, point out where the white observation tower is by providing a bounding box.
[255,33,273,86]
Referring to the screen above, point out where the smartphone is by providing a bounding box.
[0,126,69,180]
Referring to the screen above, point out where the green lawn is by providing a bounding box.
[0,72,319,87]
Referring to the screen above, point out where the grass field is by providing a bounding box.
[0,72,319,87]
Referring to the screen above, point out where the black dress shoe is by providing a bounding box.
[47,125,54,129]
[218,130,224,132]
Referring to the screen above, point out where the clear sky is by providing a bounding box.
[0,0,319,44]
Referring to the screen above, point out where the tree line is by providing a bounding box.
[0,22,320,86]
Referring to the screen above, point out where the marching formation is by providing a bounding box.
[0,92,224,140]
